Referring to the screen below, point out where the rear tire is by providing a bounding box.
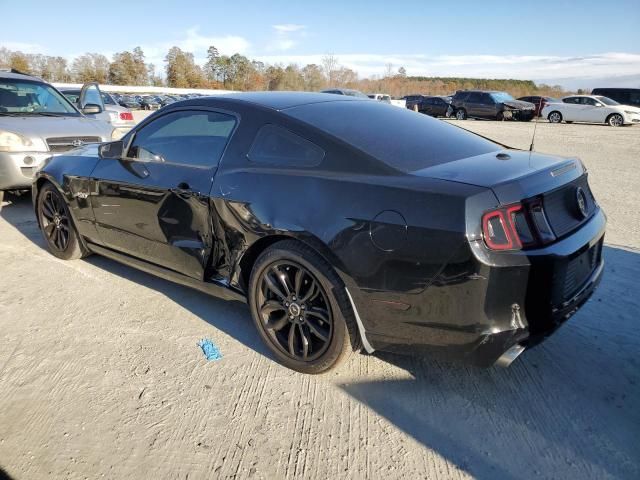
[607,113,624,127]
[496,112,504,121]
[455,109,467,120]
[548,111,562,123]
[37,183,88,260]
[248,240,359,374]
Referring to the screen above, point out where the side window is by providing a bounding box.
[583,97,598,106]
[563,97,579,104]
[128,110,236,168]
[480,93,494,104]
[467,92,483,103]
[248,124,325,167]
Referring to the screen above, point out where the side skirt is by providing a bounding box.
[86,242,246,303]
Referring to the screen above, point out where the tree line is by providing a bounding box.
[0,45,569,98]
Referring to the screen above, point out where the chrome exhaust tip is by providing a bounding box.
[496,345,525,368]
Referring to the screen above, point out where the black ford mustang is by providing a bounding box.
[32,92,605,374]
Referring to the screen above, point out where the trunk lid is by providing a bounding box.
[413,149,585,204]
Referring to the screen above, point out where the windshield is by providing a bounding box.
[102,93,117,105]
[344,90,369,98]
[0,80,79,115]
[596,96,620,106]
[490,92,516,103]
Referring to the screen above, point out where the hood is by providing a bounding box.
[413,149,585,204]
[0,115,112,146]
[502,100,535,110]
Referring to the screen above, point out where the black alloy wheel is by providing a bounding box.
[37,183,87,260]
[256,261,333,362]
[40,189,71,252]
[249,240,359,373]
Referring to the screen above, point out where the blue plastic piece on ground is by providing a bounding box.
[197,338,223,361]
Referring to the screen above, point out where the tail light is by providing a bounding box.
[482,201,556,251]
[119,112,134,121]
[482,204,523,250]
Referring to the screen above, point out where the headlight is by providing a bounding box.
[0,130,33,152]
[624,110,638,115]
[110,128,119,140]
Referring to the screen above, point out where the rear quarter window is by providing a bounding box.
[248,124,325,167]
[284,101,500,172]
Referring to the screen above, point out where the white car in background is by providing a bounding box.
[542,95,640,127]
[367,93,407,108]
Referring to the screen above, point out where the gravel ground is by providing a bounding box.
[0,119,639,480]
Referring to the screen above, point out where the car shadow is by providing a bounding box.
[0,194,272,361]
[339,244,640,479]
[3,196,639,479]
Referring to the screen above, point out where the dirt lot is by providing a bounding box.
[1,120,639,479]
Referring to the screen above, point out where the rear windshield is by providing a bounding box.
[284,101,500,172]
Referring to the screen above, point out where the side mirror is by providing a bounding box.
[99,140,124,159]
[82,103,103,115]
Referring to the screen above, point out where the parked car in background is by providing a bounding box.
[320,88,369,98]
[140,96,161,110]
[368,93,406,108]
[0,70,112,204]
[405,95,452,117]
[451,90,536,121]
[118,95,141,109]
[591,88,640,109]
[33,92,605,374]
[60,86,135,138]
[518,95,558,117]
[542,95,640,127]
[368,93,391,103]
[157,95,176,107]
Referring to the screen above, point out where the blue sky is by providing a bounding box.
[2,0,640,87]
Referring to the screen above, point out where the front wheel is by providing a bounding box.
[37,183,88,260]
[548,111,563,123]
[248,240,359,374]
[455,109,467,120]
[607,113,624,127]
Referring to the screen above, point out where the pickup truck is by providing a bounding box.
[367,93,406,108]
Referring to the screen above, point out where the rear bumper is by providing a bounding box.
[354,209,606,367]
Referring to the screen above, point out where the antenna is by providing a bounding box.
[529,97,542,152]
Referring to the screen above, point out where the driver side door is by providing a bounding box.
[90,108,237,279]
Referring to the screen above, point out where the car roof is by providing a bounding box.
[0,70,43,82]
[180,91,365,111]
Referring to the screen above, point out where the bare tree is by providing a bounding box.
[322,54,339,86]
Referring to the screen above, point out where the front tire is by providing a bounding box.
[248,240,359,374]
[548,111,563,123]
[37,183,87,260]
[607,113,624,127]
[455,108,467,120]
